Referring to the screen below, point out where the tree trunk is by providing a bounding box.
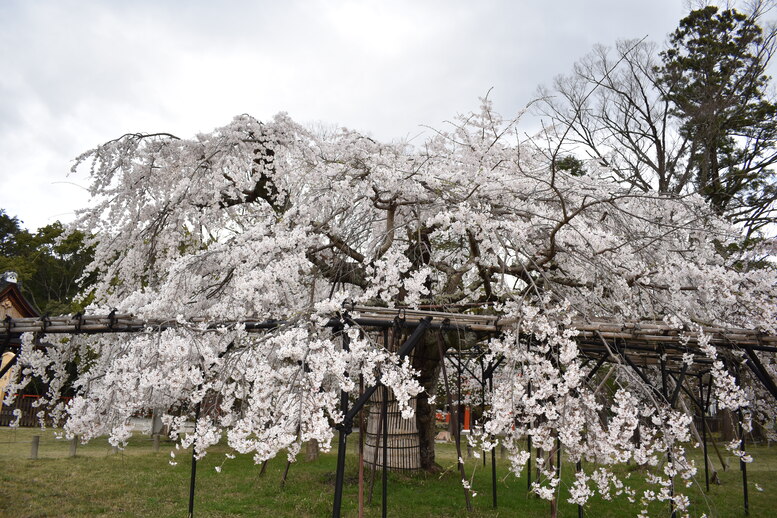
[363,332,449,472]
[412,334,444,472]
[721,408,737,442]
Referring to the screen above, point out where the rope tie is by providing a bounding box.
[41,314,51,333]
[73,312,84,334]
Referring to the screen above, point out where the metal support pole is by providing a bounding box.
[479,357,486,467]
[734,364,749,515]
[742,345,777,401]
[332,427,349,518]
[699,375,709,492]
[381,386,388,518]
[527,338,533,495]
[583,354,608,383]
[739,407,749,515]
[188,402,201,518]
[332,329,351,518]
[576,460,584,518]
[527,381,532,492]
[659,350,675,518]
[358,375,365,518]
[669,364,688,407]
[491,444,497,508]
[0,353,17,379]
[488,375,497,509]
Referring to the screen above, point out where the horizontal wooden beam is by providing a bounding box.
[2,307,774,353]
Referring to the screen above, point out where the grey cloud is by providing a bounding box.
[0,0,692,230]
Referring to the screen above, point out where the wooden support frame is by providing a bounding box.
[2,306,776,517]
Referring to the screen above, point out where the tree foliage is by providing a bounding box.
[7,102,776,515]
[539,5,777,238]
[658,5,777,231]
[0,210,94,315]
[539,39,689,194]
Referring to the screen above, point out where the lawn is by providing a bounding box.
[0,426,774,517]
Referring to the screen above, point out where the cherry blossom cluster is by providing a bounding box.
[7,98,775,516]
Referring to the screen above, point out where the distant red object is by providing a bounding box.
[435,406,471,431]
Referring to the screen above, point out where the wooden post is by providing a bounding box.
[69,436,78,457]
[306,439,319,461]
[30,435,39,459]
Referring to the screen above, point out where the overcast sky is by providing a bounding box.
[0,0,687,231]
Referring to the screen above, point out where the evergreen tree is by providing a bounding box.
[657,6,777,236]
[539,5,777,240]
[0,210,94,314]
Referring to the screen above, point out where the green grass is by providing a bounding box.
[0,427,775,517]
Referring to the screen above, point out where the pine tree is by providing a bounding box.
[657,6,777,236]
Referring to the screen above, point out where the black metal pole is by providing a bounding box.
[358,374,365,518]
[669,364,688,407]
[576,460,584,518]
[734,363,749,515]
[188,402,201,518]
[699,375,709,492]
[491,444,497,508]
[584,354,608,383]
[381,386,388,518]
[332,329,351,518]
[527,336,533,494]
[479,358,486,467]
[332,428,349,518]
[527,381,532,492]
[742,345,777,401]
[488,375,497,509]
[739,407,749,515]
[659,350,676,518]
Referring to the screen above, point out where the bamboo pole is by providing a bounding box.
[3,312,776,349]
